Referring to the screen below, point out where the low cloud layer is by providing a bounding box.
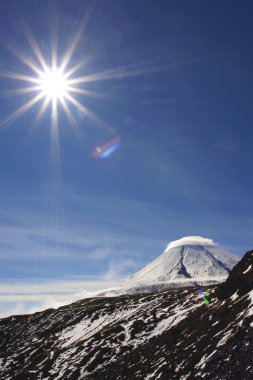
[0,277,119,318]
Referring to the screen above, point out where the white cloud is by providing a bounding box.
[103,259,137,281]
[0,277,119,318]
[0,279,117,295]
[166,236,217,251]
[88,247,113,260]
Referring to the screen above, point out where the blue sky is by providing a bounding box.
[0,0,253,316]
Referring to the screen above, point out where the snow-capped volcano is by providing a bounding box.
[122,236,239,292]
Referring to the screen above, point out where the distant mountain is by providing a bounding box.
[0,248,252,379]
[114,236,239,294]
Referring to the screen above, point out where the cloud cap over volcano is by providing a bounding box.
[165,236,217,251]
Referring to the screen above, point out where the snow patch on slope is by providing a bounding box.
[243,265,252,274]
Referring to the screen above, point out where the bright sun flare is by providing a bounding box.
[0,18,112,132]
[38,68,69,101]
[0,15,155,134]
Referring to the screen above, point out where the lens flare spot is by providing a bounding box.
[91,135,121,158]
[191,289,211,306]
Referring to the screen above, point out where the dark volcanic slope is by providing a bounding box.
[0,251,253,380]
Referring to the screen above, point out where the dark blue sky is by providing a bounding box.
[0,0,253,314]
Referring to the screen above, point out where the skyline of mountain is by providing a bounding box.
[0,247,252,379]
[95,236,239,296]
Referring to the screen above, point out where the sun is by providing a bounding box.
[0,17,110,132]
[38,67,69,101]
[0,15,159,134]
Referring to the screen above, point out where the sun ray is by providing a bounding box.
[19,18,48,71]
[51,44,58,70]
[60,97,77,127]
[64,93,110,131]
[60,11,91,72]
[67,86,105,98]
[2,85,43,97]
[1,38,43,76]
[0,70,42,84]
[50,27,58,71]
[0,92,45,129]
[32,97,51,130]
[67,62,169,85]
[64,52,95,78]
[60,97,87,146]
[60,29,83,73]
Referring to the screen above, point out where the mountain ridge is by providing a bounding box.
[0,248,252,379]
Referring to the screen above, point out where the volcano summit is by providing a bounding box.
[119,236,239,294]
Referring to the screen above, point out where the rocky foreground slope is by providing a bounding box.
[0,250,252,380]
